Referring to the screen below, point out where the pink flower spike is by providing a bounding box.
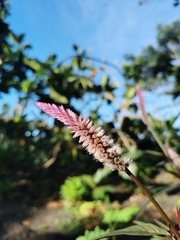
[136,85,149,126]
[35,102,132,171]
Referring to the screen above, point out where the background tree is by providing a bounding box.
[0,0,121,200]
[123,20,180,97]
[139,0,180,7]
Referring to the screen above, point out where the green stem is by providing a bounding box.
[124,167,180,239]
[149,126,168,157]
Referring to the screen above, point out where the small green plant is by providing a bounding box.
[76,226,110,240]
[60,175,95,201]
[102,207,139,225]
[60,169,116,202]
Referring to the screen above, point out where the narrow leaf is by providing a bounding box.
[154,219,169,231]
[93,222,170,240]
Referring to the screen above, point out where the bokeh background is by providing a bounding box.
[1,0,180,239]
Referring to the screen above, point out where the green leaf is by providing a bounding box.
[93,168,111,184]
[168,115,180,126]
[69,76,93,89]
[73,44,79,52]
[103,91,115,101]
[46,54,57,65]
[23,57,41,71]
[101,76,109,90]
[150,237,166,240]
[67,76,78,82]
[21,79,35,93]
[72,56,85,68]
[125,85,136,100]
[17,33,25,43]
[153,220,169,231]
[109,83,118,89]
[8,32,21,44]
[49,87,68,104]
[78,77,93,89]
[81,175,96,189]
[60,176,87,201]
[92,185,114,200]
[102,207,139,224]
[93,221,170,240]
[60,175,95,201]
[76,226,110,240]
[177,199,180,207]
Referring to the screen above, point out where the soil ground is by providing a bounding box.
[0,171,179,240]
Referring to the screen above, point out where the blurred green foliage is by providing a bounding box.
[76,226,110,240]
[60,175,96,201]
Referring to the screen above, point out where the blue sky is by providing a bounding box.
[2,0,180,123]
[8,0,180,62]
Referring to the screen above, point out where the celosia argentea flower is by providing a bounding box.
[35,102,131,171]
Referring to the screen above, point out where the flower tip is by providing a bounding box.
[35,101,42,106]
[35,101,47,110]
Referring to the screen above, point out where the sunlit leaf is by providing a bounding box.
[49,87,68,104]
[21,79,35,93]
[153,219,169,231]
[103,91,115,101]
[93,168,111,184]
[76,226,110,240]
[93,221,170,239]
[8,32,24,44]
[103,207,139,224]
[46,54,57,65]
[23,57,41,71]
[101,76,109,90]
[17,33,25,43]
[125,85,136,100]
[92,185,114,200]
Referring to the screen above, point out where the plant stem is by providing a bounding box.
[149,126,168,157]
[124,167,180,239]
